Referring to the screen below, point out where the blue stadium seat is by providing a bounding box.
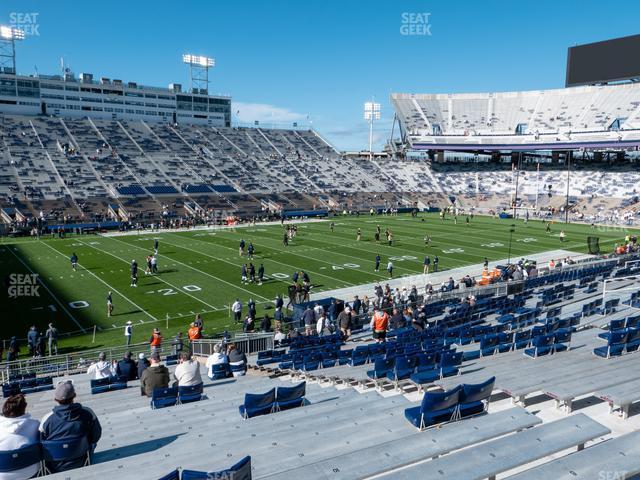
[0,442,42,475]
[239,388,276,419]
[366,358,394,382]
[404,386,461,430]
[524,333,555,358]
[276,381,306,411]
[182,455,251,480]
[553,329,572,352]
[209,363,231,380]
[458,376,495,419]
[594,330,628,358]
[178,384,204,404]
[42,436,91,474]
[157,469,180,480]
[626,328,640,352]
[151,387,179,409]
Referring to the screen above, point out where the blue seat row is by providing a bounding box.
[159,456,251,480]
[90,375,128,394]
[405,376,495,430]
[0,436,92,476]
[151,384,205,409]
[594,328,640,358]
[523,329,572,358]
[239,382,306,419]
[2,376,54,398]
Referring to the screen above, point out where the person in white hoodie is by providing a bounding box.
[86,352,114,379]
[0,394,41,480]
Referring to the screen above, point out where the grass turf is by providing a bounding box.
[0,213,635,352]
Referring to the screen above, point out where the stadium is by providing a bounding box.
[0,2,639,479]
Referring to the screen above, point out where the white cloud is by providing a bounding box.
[232,102,307,123]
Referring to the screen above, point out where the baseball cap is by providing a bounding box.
[54,381,76,401]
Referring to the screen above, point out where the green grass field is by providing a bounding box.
[0,213,636,352]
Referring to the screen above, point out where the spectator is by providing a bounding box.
[140,352,170,397]
[231,299,242,323]
[274,328,286,347]
[6,337,19,362]
[40,381,102,473]
[338,306,352,340]
[149,328,162,353]
[173,352,202,387]
[243,315,254,333]
[137,353,150,380]
[171,332,184,355]
[302,306,315,336]
[0,394,40,479]
[124,321,133,347]
[45,323,58,356]
[115,351,137,381]
[26,327,38,357]
[193,313,203,329]
[273,307,284,331]
[227,344,247,377]
[205,344,228,374]
[390,308,405,330]
[316,313,329,336]
[371,307,390,343]
[87,352,114,379]
[187,322,202,349]
[260,314,271,332]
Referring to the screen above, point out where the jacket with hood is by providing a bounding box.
[115,358,137,381]
[40,403,102,472]
[140,364,170,397]
[0,414,40,480]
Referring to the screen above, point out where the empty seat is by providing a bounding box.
[405,386,461,430]
[239,388,276,419]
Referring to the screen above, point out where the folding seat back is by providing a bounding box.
[609,319,626,331]
[90,377,110,395]
[42,435,90,472]
[418,386,461,428]
[157,470,180,480]
[210,363,230,380]
[151,387,179,409]
[531,325,546,337]
[0,442,42,474]
[182,456,252,480]
[178,383,204,404]
[276,381,306,411]
[239,388,276,419]
[459,376,495,418]
[625,328,640,352]
[626,315,640,328]
[416,352,436,371]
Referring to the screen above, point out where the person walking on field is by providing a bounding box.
[107,291,114,317]
[45,323,58,356]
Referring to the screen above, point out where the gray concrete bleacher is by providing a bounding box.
[596,378,640,419]
[377,414,610,480]
[262,407,539,480]
[508,430,640,480]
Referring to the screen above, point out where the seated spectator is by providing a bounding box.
[0,394,41,480]
[227,344,247,377]
[115,351,137,381]
[173,352,202,387]
[205,344,228,373]
[40,381,102,473]
[86,352,114,379]
[273,329,286,346]
[137,353,150,381]
[140,352,169,397]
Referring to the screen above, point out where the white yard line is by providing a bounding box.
[5,245,86,332]
[41,242,157,322]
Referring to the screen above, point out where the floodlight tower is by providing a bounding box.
[0,26,25,75]
[182,54,215,94]
[364,100,381,161]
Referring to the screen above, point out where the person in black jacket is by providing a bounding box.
[115,351,137,381]
[39,381,102,473]
[137,353,150,382]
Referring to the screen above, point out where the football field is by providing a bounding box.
[0,213,635,352]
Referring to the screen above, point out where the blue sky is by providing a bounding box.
[2,1,640,151]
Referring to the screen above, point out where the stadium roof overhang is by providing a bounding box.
[409,138,640,153]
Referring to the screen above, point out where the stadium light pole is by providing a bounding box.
[0,26,25,76]
[364,100,380,161]
[182,54,215,94]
